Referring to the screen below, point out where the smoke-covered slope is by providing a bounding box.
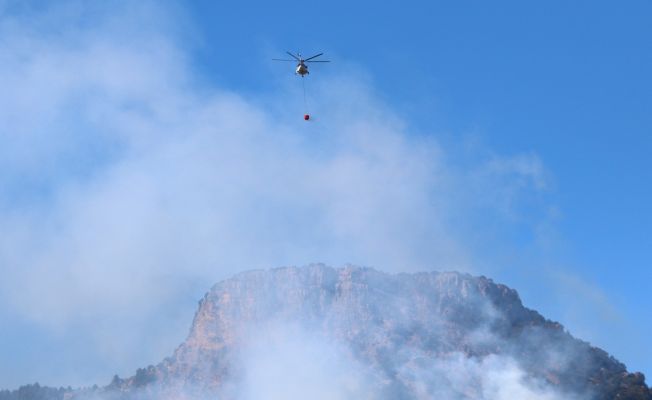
[4,265,650,399]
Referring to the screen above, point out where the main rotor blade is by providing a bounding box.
[304,53,324,61]
[272,59,297,62]
[306,60,330,63]
[286,51,300,60]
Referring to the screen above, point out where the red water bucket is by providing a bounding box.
[304,114,310,121]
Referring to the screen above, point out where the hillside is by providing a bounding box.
[3,265,650,399]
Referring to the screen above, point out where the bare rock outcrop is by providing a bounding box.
[5,265,651,400]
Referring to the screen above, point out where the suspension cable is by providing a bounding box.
[302,76,309,116]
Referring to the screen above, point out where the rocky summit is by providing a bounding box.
[2,265,650,399]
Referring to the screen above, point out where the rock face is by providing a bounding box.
[98,265,651,400]
[3,265,651,399]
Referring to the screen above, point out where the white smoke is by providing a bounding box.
[233,323,380,400]
[197,283,591,400]
[0,0,557,390]
[394,352,581,400]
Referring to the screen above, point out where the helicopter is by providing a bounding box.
[273,51,330,77]
[273,51,330,120]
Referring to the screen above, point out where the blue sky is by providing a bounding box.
[0,0,650,389]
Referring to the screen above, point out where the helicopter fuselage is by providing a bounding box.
[296,62,309,76]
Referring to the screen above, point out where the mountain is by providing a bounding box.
[2,265,650,399]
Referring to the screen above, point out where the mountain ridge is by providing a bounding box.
[2,264,650,399]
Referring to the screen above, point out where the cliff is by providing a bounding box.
[4,265,650,399]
